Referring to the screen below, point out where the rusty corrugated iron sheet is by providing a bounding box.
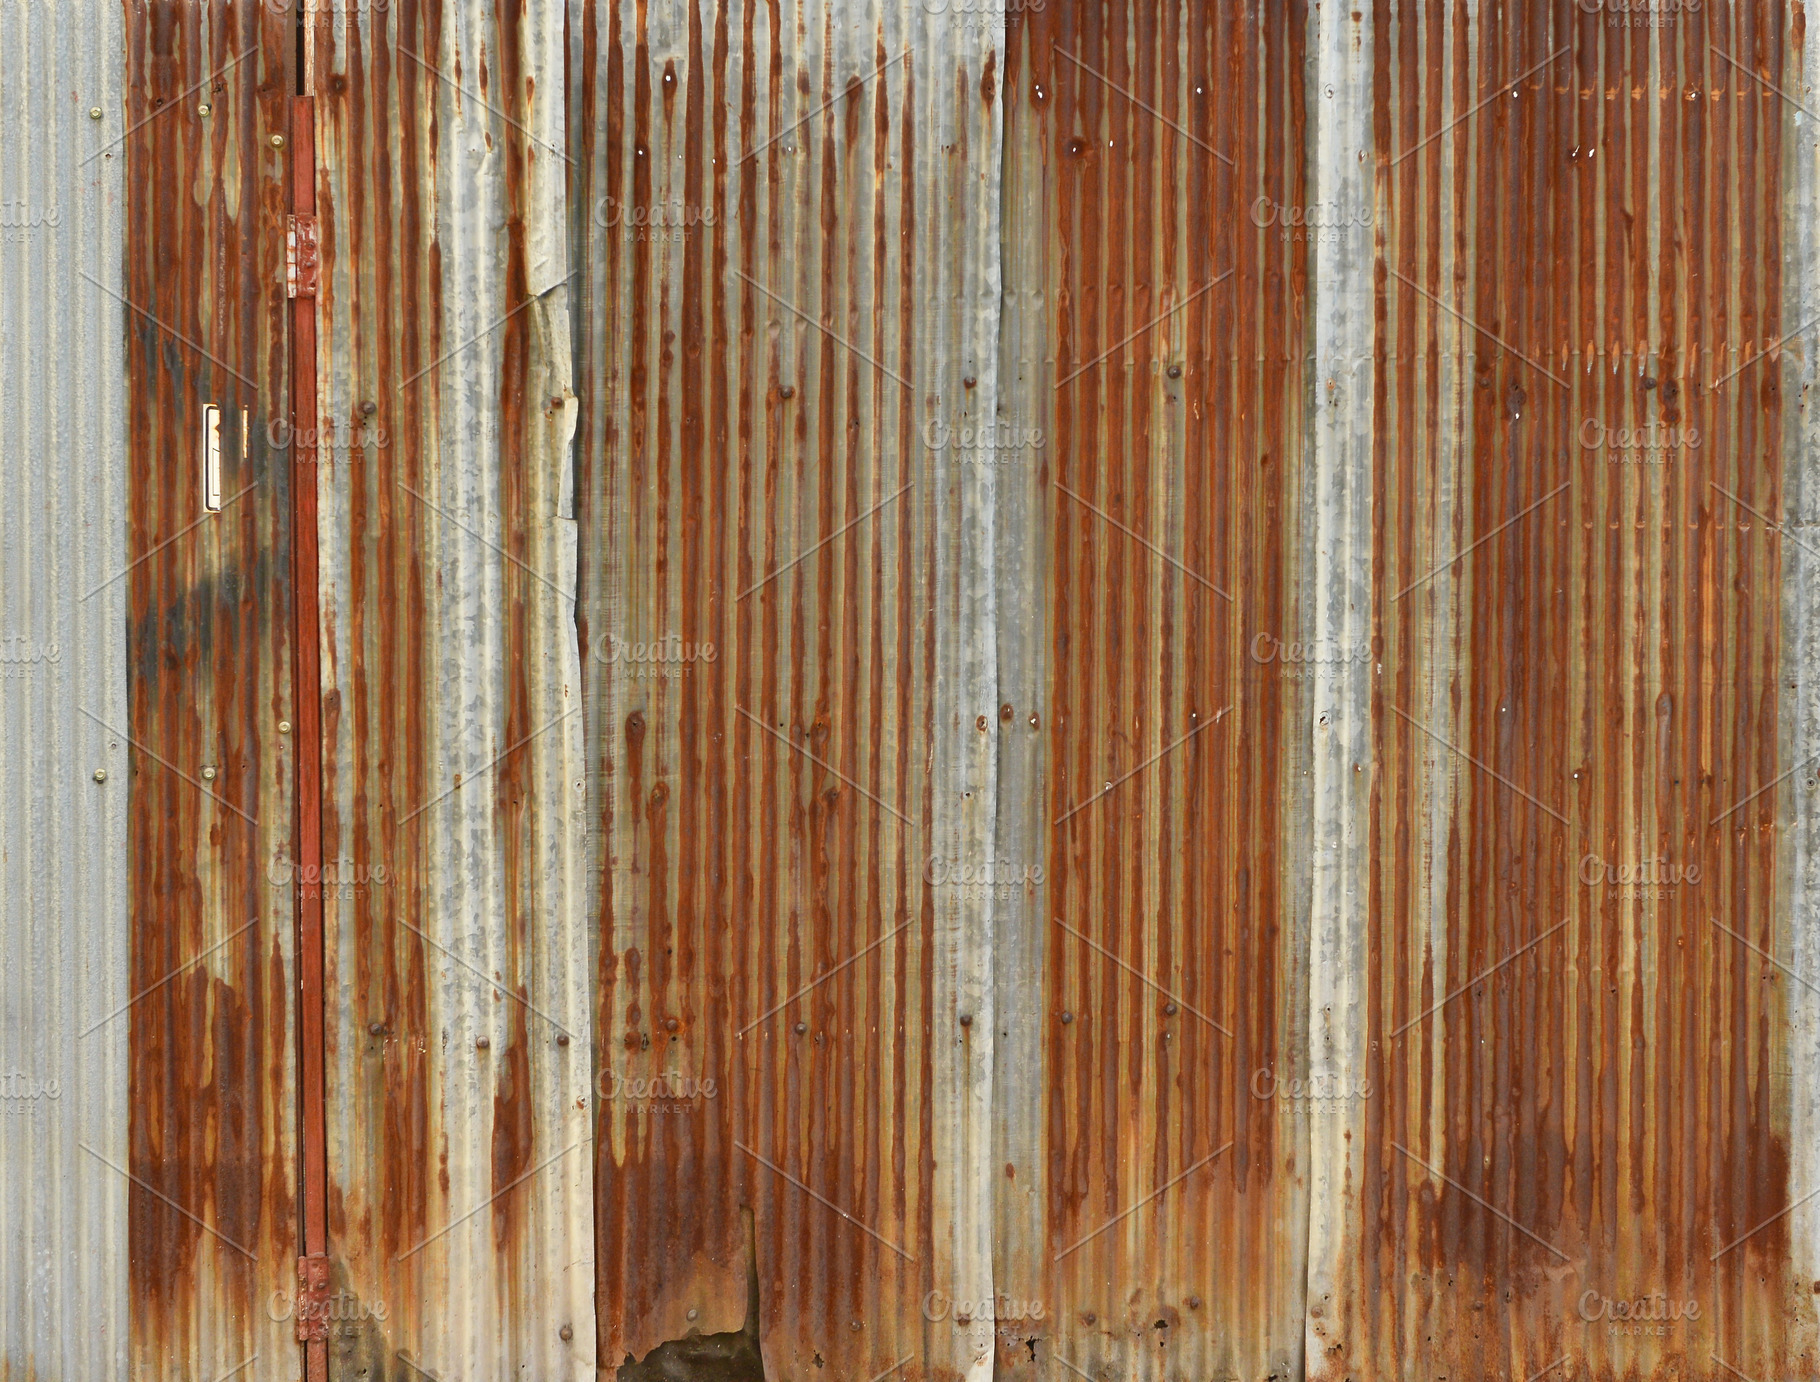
[570,3,1003,1380]
[1319,5,1820,1380]
[307,3,592,1380]
[119,3,301,1380]
[0,3,131,1379]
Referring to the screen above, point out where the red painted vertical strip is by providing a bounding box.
[289,91,329,1382]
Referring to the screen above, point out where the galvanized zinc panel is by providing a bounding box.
[0,4,130,1380]
[308,4,593,1380]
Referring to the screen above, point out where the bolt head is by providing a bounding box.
[88,106,103,120]
[270,133,286,148]
[278,720,292,733]
[198,103,212,117]
[201,766,218,781]
[92,769,107,783]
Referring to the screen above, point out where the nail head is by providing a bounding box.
[560,1325,574,1342]
[92,769,107,783]
[476,1036,490,1051]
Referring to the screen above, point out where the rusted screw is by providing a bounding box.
[1167,364,1182,379]
[360,400,377,415]
[1000,703,1013,722]
[1164,1002,1177,1016]
[976,714,988,731]
[794,1021,807,1035]
[778,384,796,400]
[1061,1011,1073,1024]
[1186,1296,1201,1311]
[368,1022,383,1036]
[1083,1313,1096,1326]
[560,1325,574,1342]
[556,1032,570,1046]
[963,376,977,389]
[665,1017,679,1032]
[850,1321,862,1332]
[959,1013,972,1027]
[476,1036,490,1051]
[92,769,107,783]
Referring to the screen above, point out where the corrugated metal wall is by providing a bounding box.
[7,2,1820,1381]
[0,3,130,1381]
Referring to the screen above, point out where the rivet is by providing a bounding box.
[270,133,286,148]
[278,720,292,734]
[89,106,103,120]
[1083,1313,1096,1325]
[963,375,977,389]
[549,395,565,409]
[201,766,218,781]
[368,1022,383,1036]
[556,1032,571,1046]
[778,384,796,400]
[360,400,377,415]
[92,769,107,783]
[1186,1296,1201,1310]
[794,1021,807,1034]
[476,1036,490,1051]
[1061,1011,1073,1024]
[1164,1003,1177,1016]
[959,1013,972,1027]
[1167,365,1182,378]
[560,1325,574,1342]
[850,1320,862,1332]
[198,103,212,117]
[665,1017,679,1032]
[686,1309,699,1321]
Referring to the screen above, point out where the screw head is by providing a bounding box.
[92,769,107,783]
[1061,1010,1073,1024]
[360,400,378,415]
[778,384,796,400]
[959,1013,972,1027]
[1167,365,1182,379]
[201,766,218,781]
[1186,1296,1201,1310]
[88,106,103,120]
[559,1325,574,1342]
[1164,1002,1178,1016]
[556,1032,570,1046]
[686,1309,699,1321]
[368,1022,383,1036]
[278,720,292,734]
[793,1021,807,1035]
[270,133,286,148]
[665,1017,679,1032]
[198,103,212,117]
[476,1036,490,1051]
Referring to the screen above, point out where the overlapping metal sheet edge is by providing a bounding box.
[311,2,593,1379]
[0,3,131,1380]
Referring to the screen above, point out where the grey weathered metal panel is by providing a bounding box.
[0,3,129,1380]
